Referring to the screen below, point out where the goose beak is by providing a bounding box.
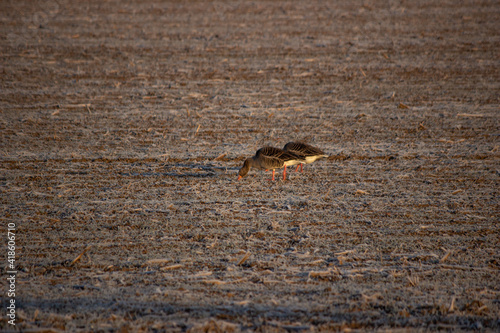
[237,175,242,181]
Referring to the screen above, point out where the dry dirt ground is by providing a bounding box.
[1,0,499,332]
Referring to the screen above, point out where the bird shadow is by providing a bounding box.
[120,162,239,179]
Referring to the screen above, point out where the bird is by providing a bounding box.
[238,146,305,181]
[283,142,328,172]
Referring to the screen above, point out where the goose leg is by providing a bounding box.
[271,169,275,181]
[283,165,287,180]
[295,164,303,172]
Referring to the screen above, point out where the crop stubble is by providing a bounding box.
[1,0,499,331]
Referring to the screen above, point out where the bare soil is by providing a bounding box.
[1,0,499,332]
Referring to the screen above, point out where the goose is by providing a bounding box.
[283,142,328,172]
[238,146,305,181]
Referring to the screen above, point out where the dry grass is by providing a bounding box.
[1,0,499,331]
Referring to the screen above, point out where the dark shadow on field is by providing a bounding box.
[120,162,239,179]
[18,297,496,330]
[15,297,365,327]
[121,171,217,178]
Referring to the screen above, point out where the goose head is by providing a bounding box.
[237,158,252,180]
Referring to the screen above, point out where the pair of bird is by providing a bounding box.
[238,142,328,181]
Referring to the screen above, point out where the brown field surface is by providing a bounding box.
[1,0,499,331]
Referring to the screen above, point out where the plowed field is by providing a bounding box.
[1,1,499,331]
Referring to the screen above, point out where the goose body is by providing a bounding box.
[283,142,328,172]
[238,146,305,181]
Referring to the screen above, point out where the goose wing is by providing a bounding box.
[255,147,304,169]
[284,142,325,157]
